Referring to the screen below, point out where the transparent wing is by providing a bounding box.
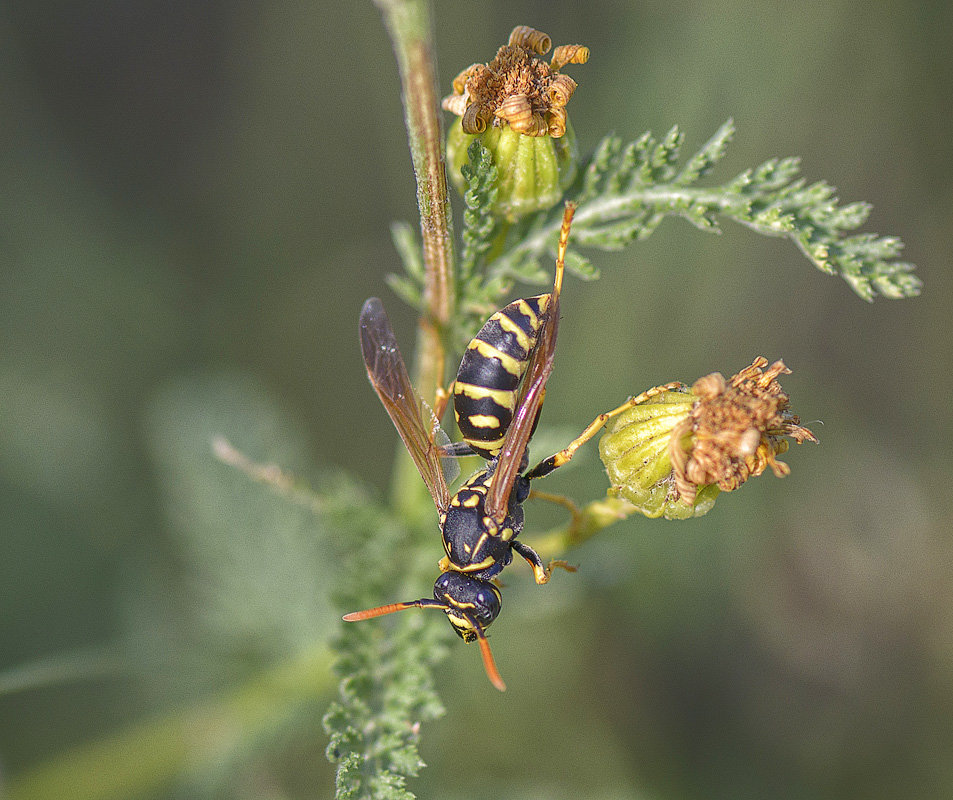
[422,399,461,487]
[359,297,451,512]
[484,293,560,522]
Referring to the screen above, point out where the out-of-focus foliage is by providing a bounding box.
[1,2,950,799]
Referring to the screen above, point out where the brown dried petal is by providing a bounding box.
[462,102,488,134]
[548,74,577,108]
[508,26,552,55]
[528,112,549,137]
[547,106,567,137]
[495,93,533,129]
[452,64,482,96]
[442,92,468,116]
[551,44,590,70]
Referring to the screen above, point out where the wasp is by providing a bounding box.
[344,204,678,690]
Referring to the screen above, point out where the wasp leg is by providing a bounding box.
[528,488,583,532]
[525,381,687,480]
[512,540,576,585]
[438,440,478,458]
[433,383,453,421]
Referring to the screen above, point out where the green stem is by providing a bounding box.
[494,185,743,274]
[375,0,455,398]
[526,496,640,557]
[375,0,456,520]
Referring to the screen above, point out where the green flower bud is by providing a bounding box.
[442,26,588,221]
[599,389,720,520]
[599,359,817,520]
[446,119,577,221]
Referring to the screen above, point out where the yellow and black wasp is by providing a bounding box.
[344,204,675,690]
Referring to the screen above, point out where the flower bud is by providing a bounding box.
[446,119,577,221]
[599,387,720,519]
[442,26,588,221]
[599,358,817,520]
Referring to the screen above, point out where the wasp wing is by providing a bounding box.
[422,399,461,488]
[484,293,560,523]
[359,298,451,513]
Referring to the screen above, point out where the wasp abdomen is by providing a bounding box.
[454,295,552,459]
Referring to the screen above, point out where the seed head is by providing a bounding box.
[599,358,817,520]
[442,26,588,139]
[442,26,589,220]
[670,357,817,504]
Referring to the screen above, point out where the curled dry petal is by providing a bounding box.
[527,112,549,137]
[462,102,488,134]
[551,44,590,70]
[452,64,482,95]
[442,92,468,116]
[548,74,577,107]
[547,106,567,137]
[495,93,533,129]
[508,25,552,54]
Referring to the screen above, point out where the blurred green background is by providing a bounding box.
[1,1,950,798]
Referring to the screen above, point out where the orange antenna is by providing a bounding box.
[553,201,576,299]
[343,600,507,691]
[474,622,507,692]
[342,598,446,622]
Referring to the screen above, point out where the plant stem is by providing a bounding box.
[375,0,456,520]
[375,0,454,403]
[526,496,640,556]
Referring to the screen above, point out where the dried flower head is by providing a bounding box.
[443,26,589,220]
[669,357,818,504]
[599,358,816,520]
[442,26,589,139]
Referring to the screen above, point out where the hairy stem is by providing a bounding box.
[376,0,456,520]
[375,0,454,404]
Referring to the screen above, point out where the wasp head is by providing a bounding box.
[433,571,502,641]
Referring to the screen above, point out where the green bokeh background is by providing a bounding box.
[1,2,950,798]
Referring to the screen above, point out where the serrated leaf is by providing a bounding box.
[563,247,598,279]
[683,204,721,232]
[675,118,735,186]
[579,133,623,202]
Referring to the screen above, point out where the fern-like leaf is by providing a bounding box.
[493,119,920,301]
[459,140,499,286]
[322,480,448,800]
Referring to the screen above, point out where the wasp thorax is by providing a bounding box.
[443,25,589,220]
[599,358,817,520]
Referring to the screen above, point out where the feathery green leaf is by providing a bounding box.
[486,121,919,301]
